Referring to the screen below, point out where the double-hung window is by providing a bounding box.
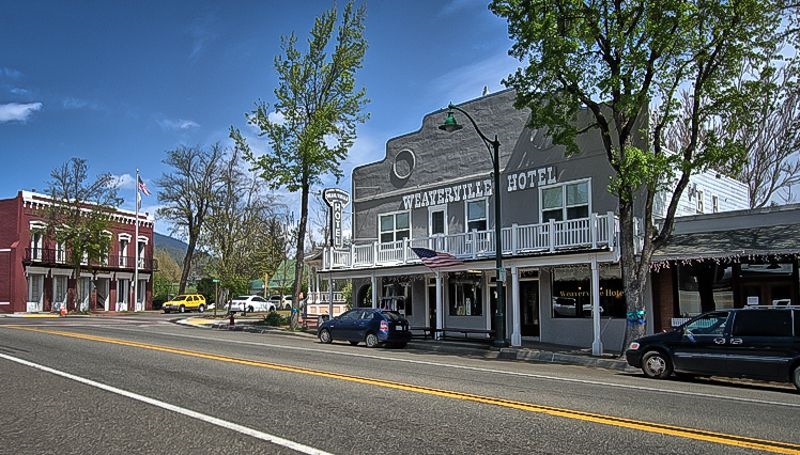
[466,199,487,231]
[541,180,590,222]
[379,211,410,245]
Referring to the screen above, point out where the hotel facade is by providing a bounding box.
[314,90,799,352]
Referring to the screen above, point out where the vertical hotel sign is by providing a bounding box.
[323,188,350,248]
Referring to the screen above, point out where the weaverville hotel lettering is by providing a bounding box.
[400,166,556,210]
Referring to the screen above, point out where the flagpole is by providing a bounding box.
[134,169,140,312]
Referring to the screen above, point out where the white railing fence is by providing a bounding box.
[323,212,618,270]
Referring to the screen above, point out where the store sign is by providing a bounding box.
[399,166,557,210]
[323,188,350,248]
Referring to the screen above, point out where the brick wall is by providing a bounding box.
[651,267,676,332]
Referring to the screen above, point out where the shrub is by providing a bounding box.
[264,311,286,326]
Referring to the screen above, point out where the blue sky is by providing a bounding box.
[0,0,519,236]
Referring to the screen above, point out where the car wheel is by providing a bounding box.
[179,305,185,314]
[247,306,254,313]
[349,341,359,346]
[365,332,380,348]
[319,329,332,344]
[198,304,205,313]
[163,309,170,314]
[792,365,800,391]
[642,351,673,379]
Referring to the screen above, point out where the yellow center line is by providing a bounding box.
[8,326,800,455]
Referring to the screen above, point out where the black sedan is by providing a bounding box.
[317,308,411,348]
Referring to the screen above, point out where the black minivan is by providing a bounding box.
[626,307,800,391]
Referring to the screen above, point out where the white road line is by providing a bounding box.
[0,352,333,455]
[15,323,800,409]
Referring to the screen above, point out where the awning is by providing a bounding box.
[653,223,800,264]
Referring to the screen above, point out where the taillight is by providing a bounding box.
[379,320,388,332]
[628,342,640,350]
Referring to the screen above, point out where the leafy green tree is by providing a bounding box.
[45,158,121,311]
[491,0,796,348]
[231,0,369,314]
[156,144,224,294]
[202,147,288,302]
[153,247,181,298]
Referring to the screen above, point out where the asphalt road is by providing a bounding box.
[1,314,798,455]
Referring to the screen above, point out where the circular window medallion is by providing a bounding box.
[393,149,416,180]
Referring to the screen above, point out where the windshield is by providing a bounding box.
[173,295,187,300]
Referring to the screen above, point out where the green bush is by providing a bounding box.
[264,311,286,326]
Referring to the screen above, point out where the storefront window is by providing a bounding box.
[449,275,482,316]
[677,264,733,316]
[551,265,624,318]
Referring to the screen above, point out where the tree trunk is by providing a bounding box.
[619,202,648,355]
[290,181,310,330]
[179,234,197,294]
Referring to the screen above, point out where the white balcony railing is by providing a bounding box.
[322,212,618,271]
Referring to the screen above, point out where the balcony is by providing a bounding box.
[321,212,618,271]
[24,248,155,271]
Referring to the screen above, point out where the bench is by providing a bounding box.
[411,327,495,341]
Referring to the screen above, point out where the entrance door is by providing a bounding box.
[96,279,109,311]
[520,281,540,336]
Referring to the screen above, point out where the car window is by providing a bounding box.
[361,311,375,320]
[381,311,403,321]
[339,310,359,321]
[732,310,792,337]
[253,296,265,302]
[270,295,281,301]
[684,312,728,335]
[235,296,248,300]
[174,295,187,301]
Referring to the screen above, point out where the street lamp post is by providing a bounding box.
[439,103,508,348]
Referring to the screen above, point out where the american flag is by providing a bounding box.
[137,175,151,196]
[411,247,463,269]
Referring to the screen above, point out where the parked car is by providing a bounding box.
[162,294,207,313]
[626,307,800,391]
[227,295,276,313]
[269,294,293,310]
[317,308,411,348]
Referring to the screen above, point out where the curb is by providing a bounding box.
[175,317,635,372]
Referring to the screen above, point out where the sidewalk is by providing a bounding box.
[177,315,636,372]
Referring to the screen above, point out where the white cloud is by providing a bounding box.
[113,173,136,190]
[267,111,286,125]
[0,102,43,122]
[0,67,22,79]
[157,117,200,130]
[431,53,520,104]
[10,87,29,95]
[62,97,103,111]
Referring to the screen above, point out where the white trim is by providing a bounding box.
[118,233,132,241]
[465,198,488,232]
[50,268,74,277]
[0,302,10,305]
[29,220,47,230]
[538,178,592,222]
[25,266,49,276]
[378,210,411,243]
[137,235,149,245]
[0,249,11,253]
[428,204,448,237]
[115,272,133,280]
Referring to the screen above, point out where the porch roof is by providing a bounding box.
[653,222,800,263]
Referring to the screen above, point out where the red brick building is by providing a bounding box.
[0,191,154,313]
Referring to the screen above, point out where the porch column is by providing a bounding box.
[510,266,521,347]
[371,273,378,309]
[591,256,603,356]
[435,271,443,340]
[328,275,334,317]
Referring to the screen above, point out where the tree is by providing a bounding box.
[153,247,182,297]
[491,0,796,349]
[156,144,224,294]
[231,0,369,316]
[202,147,288,303]
[45,158,121,312]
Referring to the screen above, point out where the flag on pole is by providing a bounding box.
[137,175,151,196]
[411,247,463,269]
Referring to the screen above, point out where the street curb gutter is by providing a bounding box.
[176,317,636,372]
